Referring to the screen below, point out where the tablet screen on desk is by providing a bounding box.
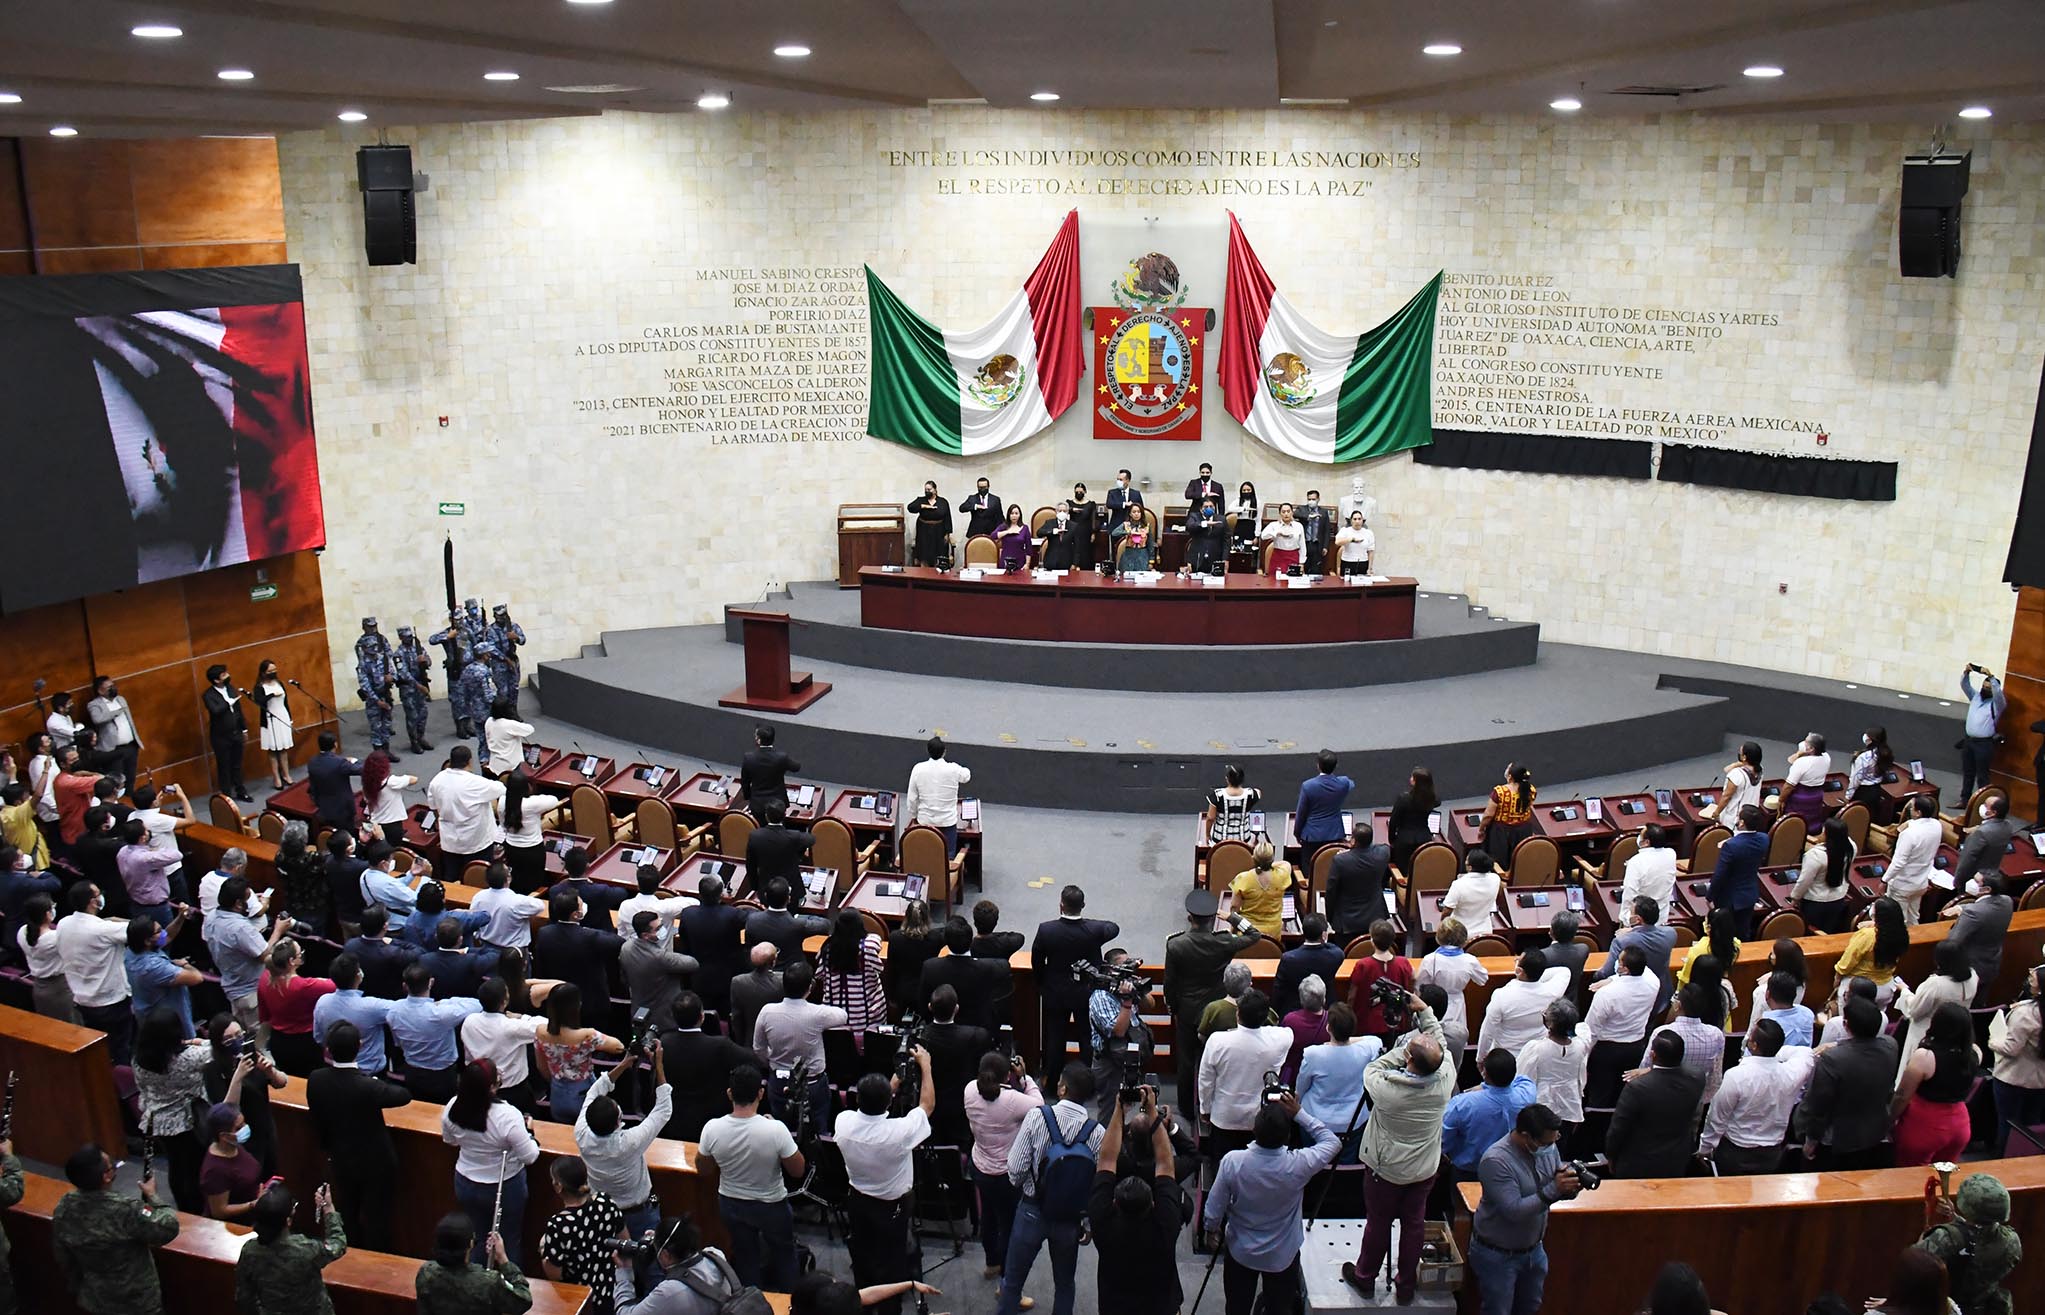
[1654,790,1673,812]
[1427,811,1441,835]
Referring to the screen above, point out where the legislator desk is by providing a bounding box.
[1455,1155,2045,1314]
[668,772,827,827]
[583,839,682,890]
[1498,886,1598,942]
[531,750,617,796]
[517,741,564,778]
[858,565,1419,645]
[0,1005,125,1166]
[5,1171,596,1315]
[599,760,686,812]
[267,1072,725,1260]
[1533,800,1614,856]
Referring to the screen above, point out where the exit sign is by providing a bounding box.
[249,583,278,602]
[437,501,465,516]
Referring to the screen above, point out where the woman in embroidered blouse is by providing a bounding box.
[1112,506,1154,572]
[532,983,622,1123]
[1204,764,1262,845]
[1844,725,1895,811]
[1479,762,1537,866]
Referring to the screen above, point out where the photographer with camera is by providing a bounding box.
[836,1049,935,1315]
[1343,988,1455,1304]
[1204,1087,1341,1315]
[1088,1085,1186,1315]
[609,1212,757,1315]
[996,1062,1104,1315]
[1086,949,1155,1119]
[1468,1103,1584,1315]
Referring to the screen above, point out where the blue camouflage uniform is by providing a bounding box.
[454,645,498,752]
[354,621,397,751]
[392,625,434,750]
[484,606,527,716]
[460,598,488,652]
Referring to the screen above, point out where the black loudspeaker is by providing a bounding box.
[1899,151,1968,278]
[357,144,417,267]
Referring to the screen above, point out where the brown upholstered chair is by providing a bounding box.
[1575,831,1638,883]
[900,824,964,910]
[1235,936,1282,960]
[1464,935,1513,959]
[1766,815,1808,868]
[210,792,251,833]
[1834,801,1871,853]
[717,809,755,861]
[963,535,999,568]
[810,817,881,898]
[256,811,286,844]
[1758,910,1806,940]
[1678,826,1730,875]
[1507,836,1560,887]
[570,784,619,849]
[1206,841,1256,894]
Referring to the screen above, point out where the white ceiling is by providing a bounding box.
[0,0,2039,136]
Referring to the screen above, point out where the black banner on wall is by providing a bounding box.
[1657,444,1897,502]
[1414,429,1654,479]
[2005,357,2045,588]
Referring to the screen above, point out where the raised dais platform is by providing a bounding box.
[860,564,1419,645]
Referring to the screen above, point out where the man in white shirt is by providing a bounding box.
[1617,824,1678,914]
[197,848,266,919]
[127,782,191,862]
[1697,1019,1815,1175]
[45,693,83,751]
[1415,919,1489,1031]
[1197,989,1294,1154]
[905,736,972,857]
[469,862,546,950]
[617,866,683,952]
[425,744,506,881]
[55,881,135,1063]
[1584,945,1660,1048]
[834,1050,935,1315]
[1438,852,1503,937]
[1886,793,1944,924]
[1474,953,1572,1066]
[575,1047,675,1242]
[458,977,545,1108]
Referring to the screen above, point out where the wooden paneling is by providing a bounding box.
[141,240,289,269]
[0,253,31,277]
[0,1006,129,1164]
[1993,585,2045,820]
[184,553,326,651]
[0,139,25,255]
[80,581,192,675]
[18,138,138,250]
[130,136,285,247]
[0,599,94,749]
[34,246,143,274]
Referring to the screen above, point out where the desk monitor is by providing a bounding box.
[1341,811,1354,834]
[1909,760,1925,782]
[578,755,600,777]
[1427,811,1441,835]
[906,874,928,902]
[1585,799,1603,822]
[1654,789,1673,813]
[1566,886,1585,912]
[960,797,981,822]
[1382,890,1398,916]
[524,745,542,767]
[2031,832,2045,858]
[419,809,438,831]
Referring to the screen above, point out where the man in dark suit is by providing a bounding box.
[1184,462,1224,509]
[743,876,830,966]
[957,477,1004,539]
[1540,910,1591,1001]
[920,919,1002,1031]
[202,663,254,803]
[1273,913,1346,1018]
[533,889,623,1029]
[304,1020,411,1250]
[1605,1030,1706,1179]
[970,899,1025,1027]
[727,942,783,1049]
[342,903,422,999]
[305,731,361,831]
[1797,996,1901,1170]
[1104,469,1137,534]
[1030,884,1120,1080]
[419,917,499,1000]
[738,726,799,814]
[323,830,370,934]
[1948,873,2016,1004]
[745,802,814,886]
[554,846,630,933]
[1323,824,1395,941]
[676,874,749,1014]
[657,990,757,1142]
[1954,795,2020,889]
[921,984,991,1145]
[1708,805,1770,940]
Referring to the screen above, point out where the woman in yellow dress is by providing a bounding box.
[1230,839,1299,938]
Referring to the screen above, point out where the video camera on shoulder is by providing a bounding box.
[1370,975,1412,1025]
[1072,957,1149,998]
[1260,1069,1293,1106]
[628,1005,655,1058]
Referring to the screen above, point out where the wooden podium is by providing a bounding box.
[719,609,831,713]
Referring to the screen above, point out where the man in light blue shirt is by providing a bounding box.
[1961,663,2008,802]
[387,960,480,1102]
[1204,1092,1341,1313]
[124,914,199,1038]
[1441,1049,1539,1176]
[202,875,285,1041]
[358,843,425,931]
[397,881,490,952]
[312,952,396,1073]
[1754,970,1814,1050]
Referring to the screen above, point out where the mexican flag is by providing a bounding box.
[1219,212,1441,463]
[865,210,1082,455]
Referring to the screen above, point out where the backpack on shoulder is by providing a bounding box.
[674,1249,774,1315]
[1033,1101,1098,1223]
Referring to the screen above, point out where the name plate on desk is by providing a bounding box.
[1285,575,1316,588]
[1200,574,1226,588]
[957,568,986,581]
[1032,569,1065,581]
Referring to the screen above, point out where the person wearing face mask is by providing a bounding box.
[1334,511,1376,577]
[1187,496,1228,574]
[1258,503,1306,577]
[201,665,254,804]
[1776,733,1832,828]
[907,480,952,567]
[199,1102,266,1222]
[1843,726,1895,813]
[1231,481,1260,553]
[1960,662,2007,805]
[86,675,142,790]
[1298,490,1334,575]
[959,477,1005,538]
[1039,501,1079,570]
[993,504,1034,571]
[1184,461,1224,507]
[1066,482,1099,569]
[1105,468,1138,535]
[251,658,296,791]
[1112,499,1155,572]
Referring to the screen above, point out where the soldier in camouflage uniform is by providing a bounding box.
[354,617,399,759]
[393,624,436,754]
[235,1182,348,1315]
[483,603,528,717]
[1918,1171,2023,1315]
[0,1137,21,1315]
[429,611,467,694]
[50,1143,180,1315]
[461,596,489,652]
[416,1211,534,1314]
[455,642,499,755]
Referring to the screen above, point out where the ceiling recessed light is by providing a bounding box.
[1959,105,1993,119]
[696,92,729,110]
[1549,97,1582,112]
[1743,65,1784,78]
[0,93,20,104]
[1030,91,1060,102]
[1422,43,1462,56]
[49,126,77,137]
[337,110,367,122]
[131,24,182,38]
[773,44,811,58]
[484,71,519,81]
[565,0,613,5]
[217,68,254,81]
